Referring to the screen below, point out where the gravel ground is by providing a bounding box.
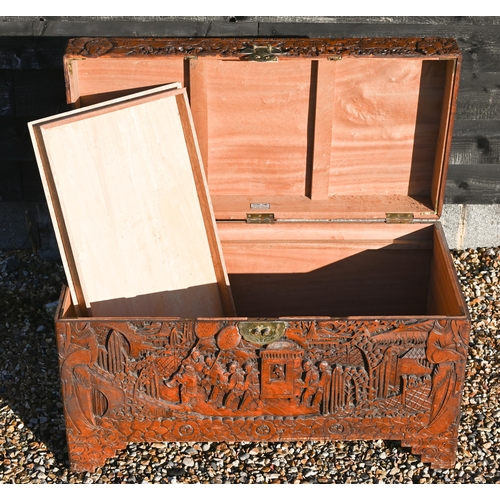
[0,247,499,484]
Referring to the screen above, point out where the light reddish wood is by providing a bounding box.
[310,60,336,200]
[190,59,312,197]
[65,58,185,105]
[216,221,466,318]
[431,59,461,216]
[64,51,460,221]
[213,194,437,220]
[427,223,469,316]
[188,58,210,175]
[29,84,234,318]
[328,59,447,199]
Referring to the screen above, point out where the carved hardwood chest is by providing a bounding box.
[43,37,470,471]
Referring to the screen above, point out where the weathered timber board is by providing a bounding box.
[445,164,500,204]
[450,120,500,165]
[455,73,500,121]
[0,161,22,201]
[0,117,36,162]
[0,69,13,116]
[0,36,67,70]
[12,69,66,117]
[0,19,260,38]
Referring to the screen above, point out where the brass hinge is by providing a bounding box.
[385,213,414,224]
[241,45,280,62]
[246,213,275,224]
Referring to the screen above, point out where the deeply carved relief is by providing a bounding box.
[56,318,469,471]
[65,37,461,60]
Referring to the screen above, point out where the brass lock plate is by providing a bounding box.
[238,321,287,346]
[240,45,281,62]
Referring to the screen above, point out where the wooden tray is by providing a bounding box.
[29,84,234,318]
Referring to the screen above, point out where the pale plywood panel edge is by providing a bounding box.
[175,91,236,316]
[29,82,184,316]
[29,83,233,318]
[28,121,87,316]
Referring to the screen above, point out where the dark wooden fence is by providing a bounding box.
[0,17,499,253]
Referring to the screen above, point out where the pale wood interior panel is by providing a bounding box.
[31,87,226,318]
[68,58,184,104]
[218,223,438,317]
[196,59,312,196]
[329,59,446,200]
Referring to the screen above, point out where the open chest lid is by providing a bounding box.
[29,84,234,318]
[65,37,462,222]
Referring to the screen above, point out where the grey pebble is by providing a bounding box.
[0,247,499,484]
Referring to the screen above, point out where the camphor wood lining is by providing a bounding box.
[217,221,467,318]
[29,84,235,318]
[64,38,461,220]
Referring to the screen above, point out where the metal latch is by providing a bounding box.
[240,45,280,62]
[238,321,286,345]
[385,213,414,224]
[246,213,275,224]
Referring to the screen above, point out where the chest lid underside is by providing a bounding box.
[65,37,461,222]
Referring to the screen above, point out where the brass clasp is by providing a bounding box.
[241,45,280,62]
[238,321,287,345]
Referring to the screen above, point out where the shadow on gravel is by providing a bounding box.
[0,250,71,468]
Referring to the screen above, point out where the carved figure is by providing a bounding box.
[315,361,332,414]
[300,360,321,406]
[200,355,215,398]
[239,363,260,411]
[272,364,286,381]
[223,361,245,410]
[168,364,199,404]
[426,321,467,430]
[207,357,228,406]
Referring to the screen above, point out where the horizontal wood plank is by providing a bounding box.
[0,117,36,161]
[0,70,12,116]
[0,18,259,38]
[12,69,66,116]
[21,161,45,203]
[445,164,500,204]
[450,120,500,165]
[0,161,22,201]
[455,73,500,120]
[0,37,67,70]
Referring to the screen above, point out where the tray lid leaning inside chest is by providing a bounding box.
[29,84,235,318]
[64,37,462,223]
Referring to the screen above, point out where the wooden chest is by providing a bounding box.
[36,37,470,471]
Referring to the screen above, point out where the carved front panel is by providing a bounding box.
[56,317,469,471]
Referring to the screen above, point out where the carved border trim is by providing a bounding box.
[65,37,461,59]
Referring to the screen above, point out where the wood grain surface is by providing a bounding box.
[29,84,234,318]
